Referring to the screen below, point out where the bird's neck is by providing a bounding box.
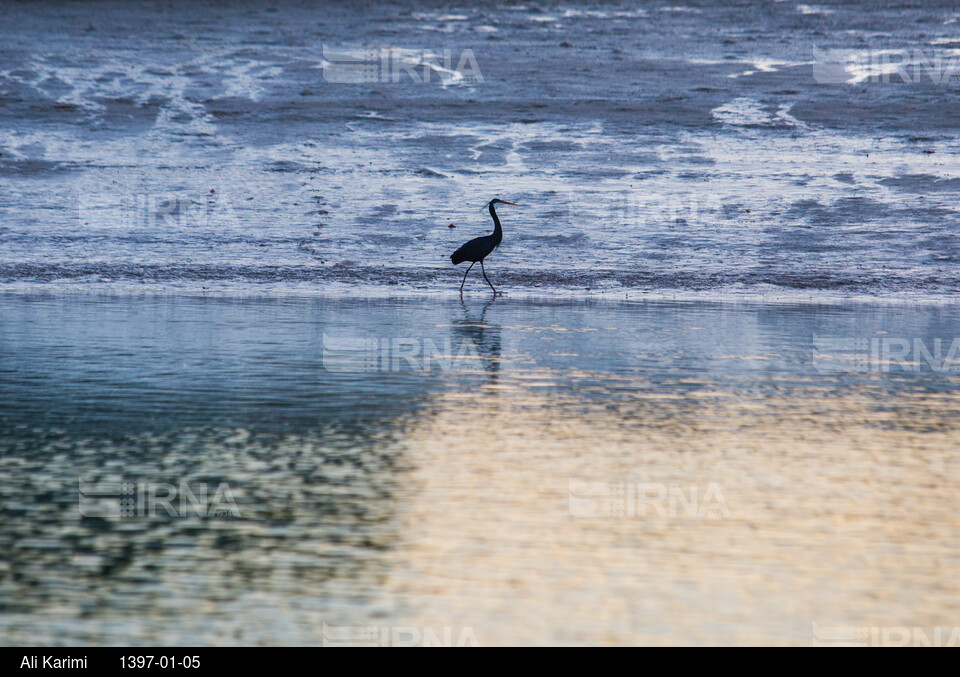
[489,203,503,242]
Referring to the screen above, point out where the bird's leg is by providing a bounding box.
[480,259,497,295]
[459,261,476,294]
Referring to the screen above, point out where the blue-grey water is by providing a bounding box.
[2,0,960,646]
[2,293,960,645]
[2,0,960,298]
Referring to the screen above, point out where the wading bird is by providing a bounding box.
[450,198,518,295]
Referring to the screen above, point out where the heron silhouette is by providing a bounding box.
[450,198,517,295]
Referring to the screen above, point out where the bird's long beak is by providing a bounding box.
[500,201,519,206]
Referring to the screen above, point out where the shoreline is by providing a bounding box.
[3,282,960,308]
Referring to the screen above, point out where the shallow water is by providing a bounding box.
[3,0,960,647]
[2,1,960,298]
[1,293,958,645]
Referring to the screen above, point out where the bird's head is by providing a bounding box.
[489,198,519,207]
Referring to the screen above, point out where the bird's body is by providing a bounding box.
[451,198,517,295]
[450,230,501,266]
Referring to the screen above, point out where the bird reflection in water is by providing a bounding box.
[453,298,502,380]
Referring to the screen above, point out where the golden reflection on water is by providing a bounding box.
[4,295,960,646]
[385,377,960,646]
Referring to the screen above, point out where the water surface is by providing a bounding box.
[1,293,958,645]
[2,1,960,298]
